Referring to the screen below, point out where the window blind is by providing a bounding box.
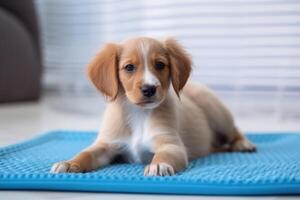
[35,0,300,119]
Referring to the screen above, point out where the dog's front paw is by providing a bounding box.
[144,162,175,176]
[50,161,83,173]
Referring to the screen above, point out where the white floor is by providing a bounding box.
[0,93,299,199]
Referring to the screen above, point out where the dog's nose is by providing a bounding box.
[141,85,156,97]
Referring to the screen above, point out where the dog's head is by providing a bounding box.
[88,37,191,109]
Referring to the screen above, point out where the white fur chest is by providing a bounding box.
[125,106,153,163]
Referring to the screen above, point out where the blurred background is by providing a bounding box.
[0,0,300,146]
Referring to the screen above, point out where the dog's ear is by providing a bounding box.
[164,38,192,97]
[87,43,120,101]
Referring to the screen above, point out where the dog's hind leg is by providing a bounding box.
[229,128,256,152]
[212,127,256,153]
[183,82,256,153]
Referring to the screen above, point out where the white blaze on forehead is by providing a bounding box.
[140,42,160,86]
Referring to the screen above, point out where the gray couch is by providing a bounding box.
[0,0,42,102]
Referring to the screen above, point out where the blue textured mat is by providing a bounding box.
[0,130,299,195]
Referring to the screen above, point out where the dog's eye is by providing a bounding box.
[155,61,165,70]
[124,64,135,72]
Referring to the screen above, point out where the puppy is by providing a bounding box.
[51,37,256,176]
